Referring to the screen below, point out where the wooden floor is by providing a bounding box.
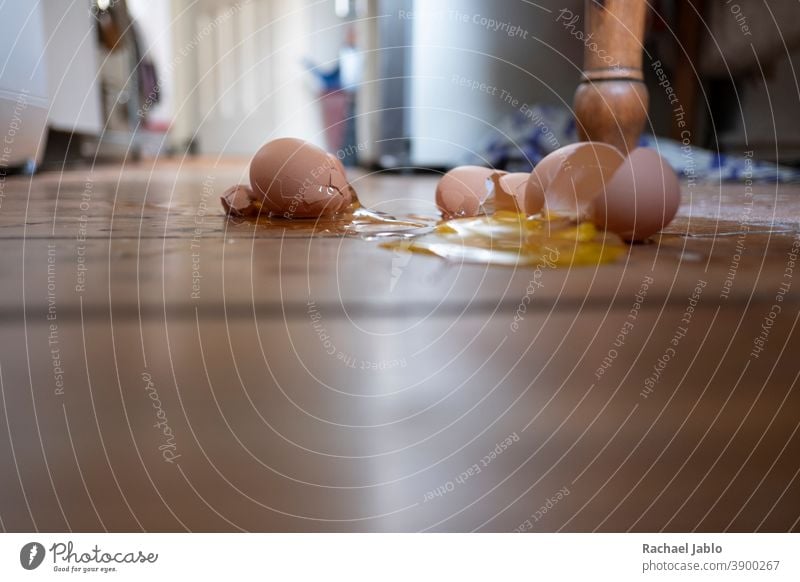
[0,157,798,532]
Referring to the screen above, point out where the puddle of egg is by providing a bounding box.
[380,210,625,267]
[226,200,436,238]
[224,196,625,268]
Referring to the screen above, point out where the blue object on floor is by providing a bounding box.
[470,105,800,183]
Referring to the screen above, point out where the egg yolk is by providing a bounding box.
[381,211,625,267]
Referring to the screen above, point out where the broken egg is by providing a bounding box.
[435,166,497,218]
[327,152,358,202]
[591,147,681,242]
[220,133,680,273]
[249,137,355,218]
[523,143,680,242]
[526,142,625,219]
[435,166,499,218]
[220,184,260,217]
[492,172,530,213]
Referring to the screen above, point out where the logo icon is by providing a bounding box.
[20,542,45,570]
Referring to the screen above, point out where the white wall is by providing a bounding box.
[41,0,103,134]
[169,0,349,155]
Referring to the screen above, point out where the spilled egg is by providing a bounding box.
[525,143,679,241]
[249,137,356,219]
[388,142,680,265]
[435,166,497,218]
[220,137,681,269]
[526,142,625,219]
[431,142,680,243]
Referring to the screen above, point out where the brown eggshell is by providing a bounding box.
[524,143,585,214]
[327,152,358,202]
[536,143,587,183]
[220,184,260,217]
[591,147,681,242]
[492,172,530,212]
[435,166,498,218]
[249,138,353,218]
[526,142,624,218]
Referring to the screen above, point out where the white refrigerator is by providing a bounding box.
[363,0,584,169]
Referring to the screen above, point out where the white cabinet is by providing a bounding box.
[41,0,103,135]
[0,2,50,166]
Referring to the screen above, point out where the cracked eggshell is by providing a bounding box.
[526,142,625,218]
[435,166,499,218]
[591,147,681,242]
[249,137,353,218]
[220,184,260,217]
[492,172,530,213]
[327,152,358,202]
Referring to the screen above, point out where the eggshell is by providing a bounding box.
[435,166,498,218]
[220,184,260,217]
[492,172,530,212]
[328,152,358,201]
[526,142,625,218]
[249,138,354,218]
[591,147,681,242]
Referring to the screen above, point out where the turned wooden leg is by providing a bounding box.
[573,0,649,155]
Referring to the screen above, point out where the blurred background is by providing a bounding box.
[2,0,800,174]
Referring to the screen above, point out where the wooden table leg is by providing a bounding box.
[574,0,649,154]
